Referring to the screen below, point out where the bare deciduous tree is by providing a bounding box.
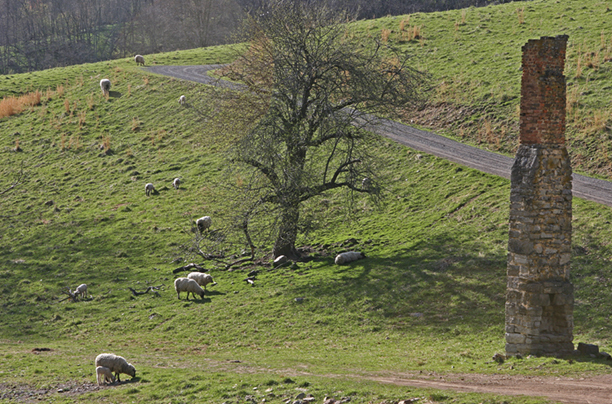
[224,0,431,259]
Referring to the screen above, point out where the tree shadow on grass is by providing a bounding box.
[290,233,508,333]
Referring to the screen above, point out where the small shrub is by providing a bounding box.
[517,7,525,24]
[64,98,70,114]
[413,25,421,40]
[78,111,87,129]
[103,135,111,151]
[381,28,390,43]
[575,56,582,78]
[56,84,65,98]
[69,135,81,150]
[483,119,493,144]
[87,93,94,110]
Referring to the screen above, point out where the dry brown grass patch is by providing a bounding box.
[381,28,391,43]
[517,7,525,24]
[0,90,42,118]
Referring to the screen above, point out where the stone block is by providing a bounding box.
[514,254,529,265]
[506,333,526,344]
[509,239,534,255]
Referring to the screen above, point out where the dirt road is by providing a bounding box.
[358,371,612,404]
[147,64,612,208]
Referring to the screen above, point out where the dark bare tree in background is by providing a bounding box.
[0,0,522,74]
[224,0,431,259]
[0,0,243,74]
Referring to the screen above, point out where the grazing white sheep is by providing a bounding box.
[96,366,115,385]
[95,353,136,383]
[100,79,111,96]
[173,178,181,190]
[187,272,217,289]
[174,277,205,300]
[74,283,88,299]
[334,251,366,265]
[145,183,155,196]
[178,95,186,105]
[134,54,145,66]
[195,216,212,232]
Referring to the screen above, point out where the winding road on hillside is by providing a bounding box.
[147,64,612,208]
[146,64,612,404]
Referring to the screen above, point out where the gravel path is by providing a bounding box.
[146,64,612,207]
[147,64,612,208]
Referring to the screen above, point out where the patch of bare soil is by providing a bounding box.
[355,371,612,404]
[0,381,102,403]
[213,358,612,404]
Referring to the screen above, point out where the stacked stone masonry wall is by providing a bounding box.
[506,35,574,356]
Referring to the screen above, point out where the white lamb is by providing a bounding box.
[173,178,181,189]
[95,353,136,383]
[134,54,145,66]
[174,277,205,300]
[334,251,366,265]
[195,216,212,232]
[96,366,115,385]
[145,183,155,196]
[74,283,88,299]
[100,79,111,96]
[187,272,217,290]
[179,95,186,105]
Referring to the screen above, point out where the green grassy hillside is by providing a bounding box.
[367,0,612,180]
[1,1,612,403]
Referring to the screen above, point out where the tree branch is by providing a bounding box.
[128,286,162,297]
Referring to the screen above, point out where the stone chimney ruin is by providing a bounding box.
[505,35,574,357]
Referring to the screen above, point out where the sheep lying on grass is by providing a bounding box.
[145,183,155,196]
[187,272,217,290]
[174,277,205,300]
[195,216,212,232]
[173,178,181,189]
[134,54,145,66]
[179,95,186,105]
[100,79,111,96]
[95,353,136,383]
[334,251,366,265]
[74,283,88,299]
[96,366,115,385]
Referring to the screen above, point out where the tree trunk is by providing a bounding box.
[272,203,300,259]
